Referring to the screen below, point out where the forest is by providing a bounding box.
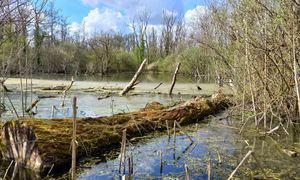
[0,0,300,179]
[0,0,214,77]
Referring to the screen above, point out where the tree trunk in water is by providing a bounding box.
[120,59,147,96]
[169,62,181,95]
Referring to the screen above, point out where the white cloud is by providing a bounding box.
[69,22,81,35]
[70,7,127,35]
[83,8,125,33]
[70,2,207,36]
[81,0,184,25]
[184,5,207,25]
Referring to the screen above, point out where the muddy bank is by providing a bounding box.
[0,94,231,175]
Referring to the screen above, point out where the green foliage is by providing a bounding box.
[111,51,138,72]
[149,47,215,76]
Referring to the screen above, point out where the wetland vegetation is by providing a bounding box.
[0,0,300,179]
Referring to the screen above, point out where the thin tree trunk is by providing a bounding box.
[71,97,77,180]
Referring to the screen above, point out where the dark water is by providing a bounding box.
[0,116,299,179]
[77,118,241,179]
[75,117,300,180]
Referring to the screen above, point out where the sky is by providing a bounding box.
[53,0,208,35]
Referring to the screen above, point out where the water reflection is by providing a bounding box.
[0,92,190,120]
[77,119,243,179]
[76,118,300,180]
[0,161,40,180]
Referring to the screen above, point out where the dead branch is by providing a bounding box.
[0,79,12,92]
[61,77,75,107]
[25,99,39,113]
[169,63,181,95]
[227,150,253,179]
[154,82,163,90]
[120,59,147,96]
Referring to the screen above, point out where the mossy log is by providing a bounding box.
[0,94,231,174]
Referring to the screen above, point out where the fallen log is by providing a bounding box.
[0,93,231,175]
[41,86,66,91]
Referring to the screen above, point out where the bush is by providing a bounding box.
[110,51,138,72]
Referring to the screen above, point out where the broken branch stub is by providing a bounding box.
[169,63,181,95]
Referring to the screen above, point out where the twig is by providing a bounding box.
[266,124,280,134]
[166,120,170,139]
[154,82,163,90]
[3,160,14,179]
[46,164,55,177]
[227,150,253,179]
[128,154,133,178]
[61,76,75,107]
[173,121,176,144]
[5,92,19,118]
[159,150,163,174]
[185,164,190,180]
[175,121,194,143]
[207,157,211,180]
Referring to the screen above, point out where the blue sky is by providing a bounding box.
[53,0,207,34]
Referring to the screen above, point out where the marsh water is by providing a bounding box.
[0,73,299,179]
[76,118,300,180]
[1,72,220,120]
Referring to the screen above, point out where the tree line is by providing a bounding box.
[0,0,216,79]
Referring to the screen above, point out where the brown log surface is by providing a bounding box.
[0,93,231,174]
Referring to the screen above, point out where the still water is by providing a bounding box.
[77,117,300,179]
[1,73,220,120]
